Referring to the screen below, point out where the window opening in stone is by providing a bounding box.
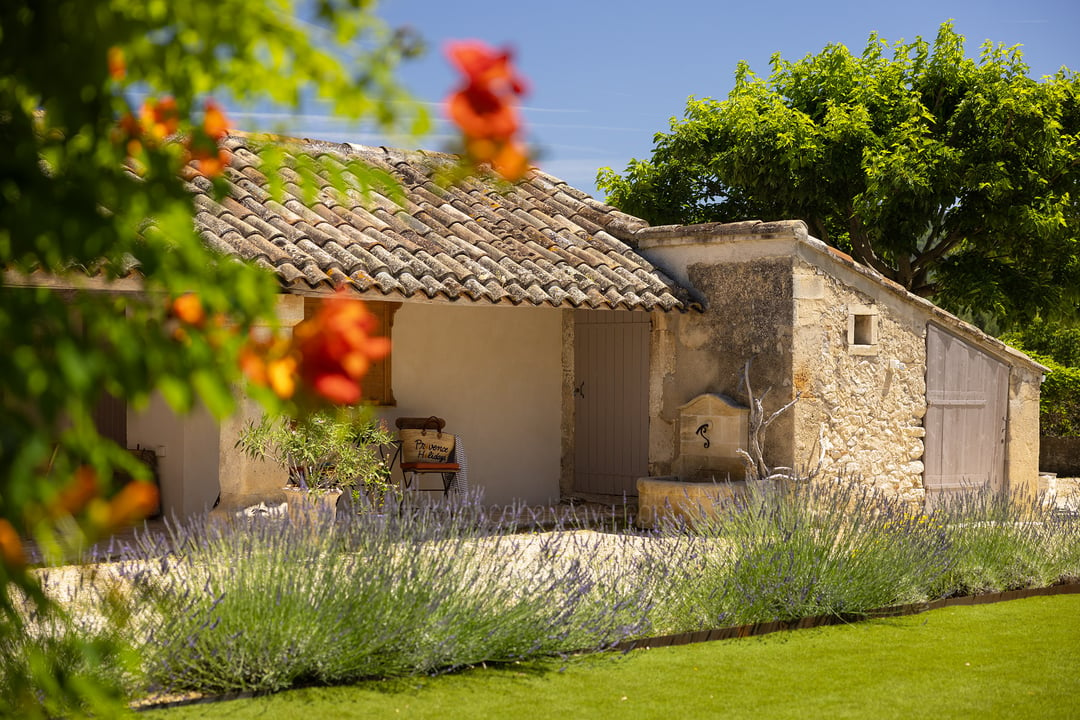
[847,306,879,355]
[853,314,874,345]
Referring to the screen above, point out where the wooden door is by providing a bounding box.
[573,310,650,498]
[92,392,127,447]
[924,324,1009,506]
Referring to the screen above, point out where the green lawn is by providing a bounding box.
[142,594,1080,720]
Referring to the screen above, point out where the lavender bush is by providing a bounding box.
[115,497,657,694]
[19,479,1080,702]
[647,477,1080,631]
[927,487,1080,596]
[645,478,952,630]
[1,563,142,715]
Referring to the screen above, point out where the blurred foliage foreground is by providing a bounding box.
[0,0,434,715]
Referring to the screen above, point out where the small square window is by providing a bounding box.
[853,314,874,345]
[847,305,878,354]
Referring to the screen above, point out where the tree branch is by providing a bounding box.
[911,227,976,276]
[846,210,898,281]
[910,281,938,298]
[807,215,830,245]
[896,252,914,288]
[1045,155,1080,187]
[739,358,803,483]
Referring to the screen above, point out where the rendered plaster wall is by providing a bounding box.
[1007,364,1043,496]
[210,297,561,513]
[790,261,928,502]
[214,294,304,515]
[128,396,220,518]
[182,403,220,514]
[383,302,562,507]
[648,259,796,478]
[126,393,182,516]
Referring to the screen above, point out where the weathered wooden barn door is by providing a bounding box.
[573,310,650,498]
[924,324,1009,506]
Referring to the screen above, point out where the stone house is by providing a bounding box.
[109,135,695,515]
[637,221,1044,509]
[16,135,1045,516]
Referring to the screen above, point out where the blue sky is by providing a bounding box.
[238,0,1079,199]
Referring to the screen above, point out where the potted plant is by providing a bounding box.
[237,408,393,522]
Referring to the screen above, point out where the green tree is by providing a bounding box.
[1002,317,1080,438]
[0,1,425,714]
[598,22,1080,328]
[1003,317,1080,369]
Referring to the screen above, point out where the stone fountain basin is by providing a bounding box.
[636,476,748,528]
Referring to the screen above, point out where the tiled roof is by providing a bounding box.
[186,135,696,311]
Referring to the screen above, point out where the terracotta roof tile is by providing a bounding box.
[276,262,306,286]
[184,135,697,310]
[461,277,487,301]
[543,286,567,306]
[348,272,375,293]
[372,271,398,294]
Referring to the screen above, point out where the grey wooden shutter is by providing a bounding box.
[924,324,1009,507]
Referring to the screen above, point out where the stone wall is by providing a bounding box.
[791,261,929,503]
[635,220,1045,504]
[560,309,576,499]
[1006,365,1043,497]
[676,393,750,481]
[649,258,795,478]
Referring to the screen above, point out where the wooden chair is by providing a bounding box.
[393,417,461,497]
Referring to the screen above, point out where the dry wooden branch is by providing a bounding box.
[738,358,803,483]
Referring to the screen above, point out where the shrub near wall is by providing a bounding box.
[1022,353,1080,476]
[1002,324,1080,439]
[1038,357,1080,438]
[1041,437,1080,477]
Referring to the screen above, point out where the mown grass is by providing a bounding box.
[142,593,1080,720]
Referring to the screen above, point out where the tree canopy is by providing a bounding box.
[597,22,1080,328]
